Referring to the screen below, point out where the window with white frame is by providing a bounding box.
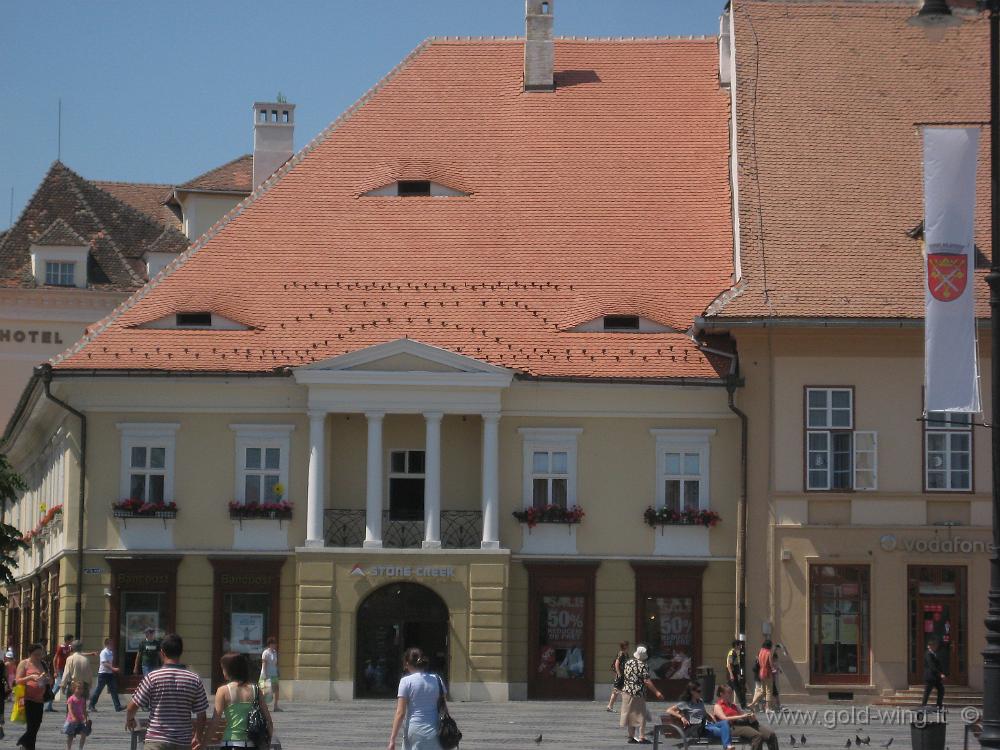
[389,449,425,520]
[117,424,179,504]
[45,261,75,287]
[230,425,293,505]
[925,411,973,491]
[519,428,581,510]
[804,388,877,491]
[652,429,714,512]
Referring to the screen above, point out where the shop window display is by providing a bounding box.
[537,595,586,679]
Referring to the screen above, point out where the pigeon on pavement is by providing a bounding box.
[801,735,807,745]
[790,736,797,747]
[882,739,894,748]
[535,735,543,744]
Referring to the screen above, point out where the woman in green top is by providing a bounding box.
[206,652,273,749]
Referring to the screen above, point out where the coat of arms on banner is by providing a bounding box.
[927,253,968,301]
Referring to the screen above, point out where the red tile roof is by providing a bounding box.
[55,38,734,380]
[91,181,182,232]
[177,154,253,194]
[711,0,990,321]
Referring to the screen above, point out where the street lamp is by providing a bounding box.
[909,1,1000,747]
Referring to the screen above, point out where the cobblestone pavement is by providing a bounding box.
[14,700,980,749]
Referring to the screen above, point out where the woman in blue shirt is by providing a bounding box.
[388,648,446,750]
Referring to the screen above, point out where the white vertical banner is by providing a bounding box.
[923,127,981,413]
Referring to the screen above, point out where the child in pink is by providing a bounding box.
[63,681,90,749]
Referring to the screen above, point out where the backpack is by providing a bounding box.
[752,657,760,679]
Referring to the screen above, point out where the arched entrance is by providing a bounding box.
[355,582,449,698]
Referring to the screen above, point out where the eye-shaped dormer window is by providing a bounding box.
[138,312,250,330]
[362,180,469,197]
[568,315,673,333]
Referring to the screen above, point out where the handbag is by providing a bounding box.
[9,684,25,724]
[436,675,462,749]
[246,684,271,749]
[42,682,55,703]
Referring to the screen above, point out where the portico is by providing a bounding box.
[293,339,512,551]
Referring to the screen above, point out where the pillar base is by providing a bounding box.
[480,540,501,550]
[421,541,442,549]
[363,539,383,549]
[304,538,326,548]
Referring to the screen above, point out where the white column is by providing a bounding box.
[364,412,385,548]
[480,412,501,549]
[422,412,443,549]
[305,411,326,547]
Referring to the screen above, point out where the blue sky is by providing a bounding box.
[1,1,726,230]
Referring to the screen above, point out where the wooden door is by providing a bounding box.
[908,566,967,686]
[526,562,597,700]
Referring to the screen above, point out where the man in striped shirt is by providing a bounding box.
[125,633,208,750]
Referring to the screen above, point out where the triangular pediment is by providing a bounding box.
[299,338,510,376]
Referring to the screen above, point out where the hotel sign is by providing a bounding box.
[350,563,455,579]
[0,329,65,345]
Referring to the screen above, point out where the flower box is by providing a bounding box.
[112,499,178,519]
[644,506,720,528]
[228,501,293,521]
[512,504,585,529]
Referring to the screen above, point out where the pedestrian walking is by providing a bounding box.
[725,639,746,708]
[47,634,73,712]
[14,643,51,750]
[124,633,209,750]
[606,640,629,712]
[712,684,778,750]
[89,638,123,712]
[0,650,8,739]
[620,645,664,744]
[62,642,94,700]
[388,647,447,750]
[63,681,91,750]
[133,628,161,677]
[921,637,946,710]
[206,652,273,750]
[260,636,281,711]
[770,645,783,712]
[748,640,775,712]
[666,681,734,750]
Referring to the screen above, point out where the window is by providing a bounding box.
[805,388,877,491]
[519,428,581,510]
[397,180,431,197]
[652,429,713,512]
[810,565,870,682]
[44,261,74,287]
[175,312,212,327]
[925,411,973,491]
[230,425,293,505]
[603,315,640,331]
[389,450,425,520]
[117,424,178,504]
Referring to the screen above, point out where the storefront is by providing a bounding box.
[210,558,285,688]
[525,562,597,700]
[107,557,179,689]
[907,565,967,686]
[808,564,871,684]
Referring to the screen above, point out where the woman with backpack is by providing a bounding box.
[205,652,273,749]
[388,647,449,750]
[606,641,630,712]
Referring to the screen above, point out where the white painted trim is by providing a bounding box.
[519,428,581,509]
[30,245,89,288]
[116,423,179,503]
[297,338,511,376]
[504,410,736,419]
[116,423,181,436]
[517,427,584,439]
[296,371,512,388]
[652,428,714,511]
[230,425,293,504]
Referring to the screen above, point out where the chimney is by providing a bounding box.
[252,101,295,188]
[524,0,554,92]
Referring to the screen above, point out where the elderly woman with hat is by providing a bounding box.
[620,645,664,744]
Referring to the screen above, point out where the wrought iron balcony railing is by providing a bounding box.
[323,509,483,549]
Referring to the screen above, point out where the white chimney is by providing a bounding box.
[252,101,295,188]
[524,0,554,92]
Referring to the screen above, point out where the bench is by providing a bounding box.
[652,715,755,750]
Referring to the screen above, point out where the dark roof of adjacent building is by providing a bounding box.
[710,0,990,321]
[91,181,182,232]
[177,154,253,194]
[0,162,189,291]
[55,38,735,380]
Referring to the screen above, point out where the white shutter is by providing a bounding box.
[853,431,878,491]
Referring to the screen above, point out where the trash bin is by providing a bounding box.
[910,721,946,750]
[695,665,715,700]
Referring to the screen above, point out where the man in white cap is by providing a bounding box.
[620,645,664,744]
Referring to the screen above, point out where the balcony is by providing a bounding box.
[324,509,483,549]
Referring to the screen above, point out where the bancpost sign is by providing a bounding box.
[350,563,455,579]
